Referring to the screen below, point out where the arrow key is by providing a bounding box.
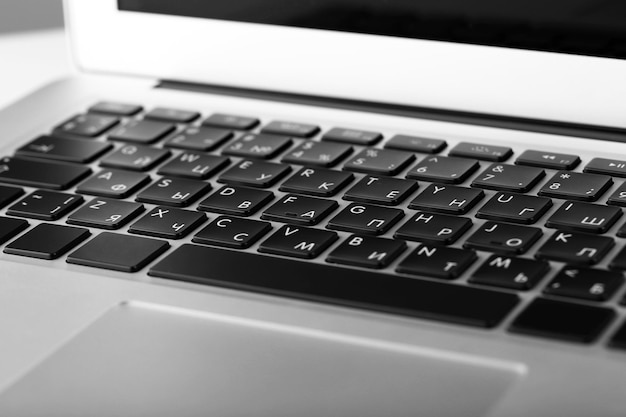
[544,267,624,301]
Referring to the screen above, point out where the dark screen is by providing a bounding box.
[119,0,626,60]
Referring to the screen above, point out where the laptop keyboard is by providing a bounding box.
[1,101,626,348]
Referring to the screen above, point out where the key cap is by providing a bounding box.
[67,232,169,272]
[129,207,206,239]
[136,177,211,207]
[100,144,171,171]
[157,153,229,179]
[0,217,29,245]
[89,101,143,116]
[198,185,273,216]
[144,107,200,123]
[258,225,338,259]
[76,170,150,199]
[261,121,320,138]
[607,183,626,207]
[343,148,415,176]
[203,113,259,130]
[222,133,292,159]
[616,222,626,238]
[327,235,406,268]
[280,167,353,197]
[54,114,119,138]
[67,198,144,229]
[108,119,176,144]
[0,157,91,190]
[397,245,477,279]
[192,216,271,249]
[584,157,626,178]
[609,321,626,350]
[515,150,580,170]
[384,134,447,154]
[394,212,472,245]
[536,231,614,265]
[469,255,549,290]
[322,127,382,146]
[150,244,519,327]
[609,246,626,271]
[406,156,479,184]
[17,135,112,163]
[545,201,622,233]
[261,194,338,225]
[164,126,233,152]
[476,193,552,224]
[538,171,612,202]
[464,221,542,255]
[509,298,615,343]
[327,203,404,235]
[544,267,623,302]
[0,185,24,209]
[4,223,90,260]
[282,141,353,167]
[471,163,545,193]
[344,176,418,205]
[7,190,83,221]
[449,142,513,162]
[409,184,484,215]
[218,160,291,188]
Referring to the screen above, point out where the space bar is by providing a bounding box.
[149,244,519,328]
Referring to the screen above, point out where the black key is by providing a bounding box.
[282,141,353,168]
[545,201,622,234]
[477,193,552,224]
[4,223,90,260]
[54,114,119,138]
[67,232,169,272]
[261,121,320,138]
[406,156,479,184]
[449,142,513,162]
[198,185,273,216]
[464,221,542,255]
[584,157,626,178]
[509,298,615,343]
[144,107,200,123]
[0,217,29,245]
[218,160,291,188]
[158,153,229,179]
[136,177,211,207]
[17,135,112,163]
[203,113,259,130]
[150,245,520,327]
[164,126,233,151]
[544,267,624,302]
[322,127,382,146]
[536,231,614,265]
[471,164,545,193]
[409,184,484,215]
[262,194,337,225]
[222,133,292,159]
[609,321,626,350]
[469,255,549,290]
[394,212,472,245]
[607,183,626,207]
[397,245,477,279]
[610,246,626,271]
[327,235,406,269]
[129,207,206,239]
[108,119,176,144]
[0,157,91,190]
[76,169,150,199]
[515,150,580,170]
[67,198,144,230]
[384,135,446,154]
[258,225,338,259]
[280,167,353,197]
[192,216,271,249]
[100,144,170,171]
[538,171,612,202]
[343,149,415,176]
[344,176,418,206]
[7,190,83,221]
[327,203,404,235]
[0,185,24,209]
[88,101,143,116]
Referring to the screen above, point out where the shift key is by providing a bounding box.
[0,157,91,190]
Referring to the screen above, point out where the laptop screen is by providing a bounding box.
[118,0,626,60]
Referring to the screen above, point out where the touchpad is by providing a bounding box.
[0,302,523,417]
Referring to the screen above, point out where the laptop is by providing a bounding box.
[0,0,624,415]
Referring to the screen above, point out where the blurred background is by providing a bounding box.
[0,0,64,33]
